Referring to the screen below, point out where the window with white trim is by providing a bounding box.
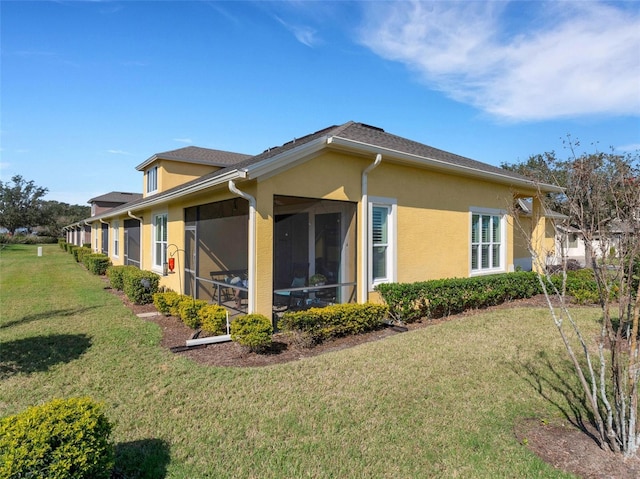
[112,220,120,257]
[369,197,396,288]
[153,213,168,270]
[471,211,504,273]
[146,166,158,194]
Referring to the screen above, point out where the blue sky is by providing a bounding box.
[2,0,639,205]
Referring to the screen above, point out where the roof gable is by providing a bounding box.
[136,146,251,171]
[87,121,563,221]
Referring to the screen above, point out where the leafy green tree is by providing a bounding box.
[501,151,567,213]
[0,175,49,234]
[41,200,90,237]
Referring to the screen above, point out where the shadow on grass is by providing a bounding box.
[511,351,601,446]
[112,438,171,479]
[0,333,92,379]
[1,306,101,329]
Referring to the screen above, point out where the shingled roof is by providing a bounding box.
[136,146,251,171]
[88,121,562,221]
[88,191,142,204]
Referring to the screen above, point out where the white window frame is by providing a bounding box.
[93,224,99,252]
[470,208,506,275]
[146,166,158,195]
[368,197,397,290]
[152,212,168,272]
[112,220,120,258]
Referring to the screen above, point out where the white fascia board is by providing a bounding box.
[135,154,160,171]
[242,137,328,180]
[326,136,564,194]
[89,170,246,221]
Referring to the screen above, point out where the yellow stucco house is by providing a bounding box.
[79,121,562,319]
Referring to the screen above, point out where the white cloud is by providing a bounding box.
[274,15,319,47]
[616,143,640,152]
[107,149,132,155]
[173,138,192,144]
[359,1,640,122]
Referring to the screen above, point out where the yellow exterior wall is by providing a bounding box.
[513,215,532,267]
[159,160,219,192]
[367,161,518,282]
[141,160,219,198]
[246,151,526,314]
[93,149,548,318]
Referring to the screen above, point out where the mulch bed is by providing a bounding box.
[107,283,640,477]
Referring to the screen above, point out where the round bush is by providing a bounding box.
[178,298,208,329]
[199,304,229,335]
[0,397,114,479]
[230,314,273,352]
[152,291,182,315]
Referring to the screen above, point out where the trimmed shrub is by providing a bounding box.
[122,269,160,305]
[231,314,273,351]
[69,245,78,259]
[152,291,182,315]
[0,397,114,479]
[106,265,139,291]
[279,303,388,344]
[178,298,208,329]
[58,239,67,250]
[199,304,229,335]
[75,246,92,264]
[0,234,58,245]
[375,271,543,322]
[84,254,111,275]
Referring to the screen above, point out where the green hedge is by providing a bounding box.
[375,272,543,322]
[83,254,111,276]
[279,303,389,343]
[0,234,58,244]
[106,265,140,291]
[75,246,92,264]
[0,397,114,479]
[122,269,160,305]
[152,291,182,315]
[231,314,273,351]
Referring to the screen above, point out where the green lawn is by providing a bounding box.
[0,244,597,478]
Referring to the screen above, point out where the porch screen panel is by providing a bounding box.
[274,196,357,305]
[101,223,109,255]
[123,219,140,268]
[191,199,249,302]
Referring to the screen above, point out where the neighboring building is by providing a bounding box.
[63,191,142,247]
[75,121,562,320]
[89,192,143,217]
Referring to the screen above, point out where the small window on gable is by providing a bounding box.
[147,166,158,194]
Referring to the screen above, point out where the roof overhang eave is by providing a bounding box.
[136,154,160,171]
[87,169,246,222]
[326,136,565,194]
[243,136,329,180]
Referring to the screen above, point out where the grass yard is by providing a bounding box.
[0,244,600,478]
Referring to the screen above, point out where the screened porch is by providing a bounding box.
[273,195,357,313]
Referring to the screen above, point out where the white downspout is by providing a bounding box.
[127,211,143,222]
[229,180,257,314]
[361,153,382,303]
